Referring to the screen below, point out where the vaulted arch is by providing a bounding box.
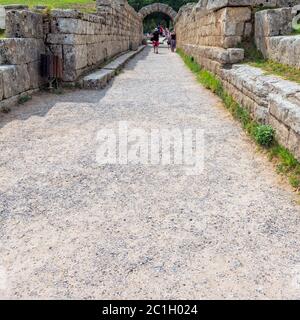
[138,3,177,21]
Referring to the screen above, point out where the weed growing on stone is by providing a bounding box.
[0,29,6,39]
[253,125,275,147]
[177,48,300,191]
[251,60,300,84]
[239,42,300,84]
[18,94,32,105]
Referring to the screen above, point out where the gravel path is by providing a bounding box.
[1,46,300,299]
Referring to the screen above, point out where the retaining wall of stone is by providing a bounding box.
[48,1,142,82]
[175,1,251,74]
[221,65,300,160]
[0,10,46,110]
[255,7,300,68]
[175,0,300,160]
[0,0,143,109]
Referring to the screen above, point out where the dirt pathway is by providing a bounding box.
[0,46,300,299]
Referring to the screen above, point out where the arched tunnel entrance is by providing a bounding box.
[138,3,177,33]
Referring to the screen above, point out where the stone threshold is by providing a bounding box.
[79,45,145,90]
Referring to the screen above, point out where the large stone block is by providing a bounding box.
[46,33,88,45]
[0,65,30,99]
[27,61,44,89]
[5,10,43,38]
[63,45,88,81]
[255,7,294,56]
[206,0,252,11]
[266,35,300,68]
[269,115,290,146]
[288,129,300,161]
[0,38,45,65]
[52,18,88,34]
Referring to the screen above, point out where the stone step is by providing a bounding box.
[80,45,145,90]
[81,69,115,90]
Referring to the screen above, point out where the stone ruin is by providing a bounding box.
[1,0,300,161]
[138,3,177,21]
[0,0,143,109]
[175,0,300,160]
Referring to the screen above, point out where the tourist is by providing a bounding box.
[164,28,171,50]
[151,28,160,54]
[171,31,177,52]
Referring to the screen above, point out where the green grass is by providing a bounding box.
[292,28,300,35]
[0,29,5,38]
[239,41,300,84]
[0,0,96,12]
[250,60,300,84]
[177,48,300,191]
[18,94,32,105]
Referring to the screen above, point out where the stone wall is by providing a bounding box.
[0,0,143,109]
[47,1,142,82]
[255,7,300,68]
[0,10,46,110]
[175,1,251,73]
[175,0,300,161]
[221,65,300,160]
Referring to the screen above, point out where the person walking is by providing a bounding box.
[170,31,177,53]
[151,28,160,54]
[164,28,171,50]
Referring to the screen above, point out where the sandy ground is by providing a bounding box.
[1,46,300,299]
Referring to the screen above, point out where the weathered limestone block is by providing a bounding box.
[0,38,45,64]
[27,61,44,89]
[0,65,30,99]
[259,8,293,37]
[269,114,291,146]
[288,129,300,160]
[5,10,43,38]
[51,9,83,19]
[46,33,89,45]
[266,35,300,68]
[206,0,252,11]
[52,18,88,34]
[221,7,251,36]
[63,45,88,81]
[207,0,300,11]
[87,42,106,66]
[182,44,244,64]
[255,7,294,57]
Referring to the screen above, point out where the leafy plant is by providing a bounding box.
[177,48,300,191]
[254,125,275,147]
[18,94,32,105]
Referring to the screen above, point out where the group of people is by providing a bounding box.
[150,26,176,54]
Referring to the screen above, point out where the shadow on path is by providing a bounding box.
[0,47,151,131]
